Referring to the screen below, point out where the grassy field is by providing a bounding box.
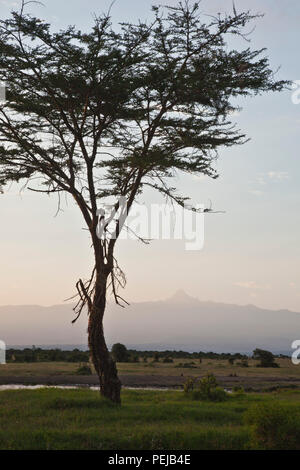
[0,357,298,378]
[0,387,300,450]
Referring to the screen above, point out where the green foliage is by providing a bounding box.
[253,349,279,368]
[0,2,288,212]
[0,388,250,449]
[193,374,228,402]
[183,377,197,393]
[184,374,227,402]
[6,348,250,363]
[111,343,129,363]
[245,403,300,450]
[2,388,300,449]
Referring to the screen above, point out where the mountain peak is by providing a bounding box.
[168,290,197,303]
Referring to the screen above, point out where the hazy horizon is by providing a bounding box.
[1,289,300,313]
[1,290,299,353]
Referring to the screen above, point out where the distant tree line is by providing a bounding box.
[6,348,90,363]
[6,345,286,364]
[125,349,248,362]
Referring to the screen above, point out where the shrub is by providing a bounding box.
[253,348,279,368]
[183,377,197,393]
[245,403,300,449]
[75,365,92,375]
[185,373,227,402]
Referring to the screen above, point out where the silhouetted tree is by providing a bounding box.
[253,348,279,368]
[0,1,287,402]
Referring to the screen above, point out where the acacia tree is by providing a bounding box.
[0,1,287,403]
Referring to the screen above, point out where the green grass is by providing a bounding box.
[1,388,300,450]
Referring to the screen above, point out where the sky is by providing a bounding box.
[0,0,299,312]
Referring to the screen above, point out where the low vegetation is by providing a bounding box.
[184,374,228,402]
[245,402,300,449]
[0,388,300,450]
[5,346,251,364]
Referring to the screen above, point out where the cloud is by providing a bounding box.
[234,281,271,291]
[256,171,290,185]
[249,171,290,194]
[249,190,264,196]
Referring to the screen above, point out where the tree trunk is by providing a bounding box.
[88,277,121,404]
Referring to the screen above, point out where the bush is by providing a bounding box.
[245,403,300,449]
[75,365,92,375]
[253,348,279,368]
[185,374,227,402]
[183,377,197,393]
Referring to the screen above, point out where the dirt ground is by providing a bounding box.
[0,358,299,391]
[0,373,300,391]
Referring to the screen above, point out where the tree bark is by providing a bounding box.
[88,275,121,404]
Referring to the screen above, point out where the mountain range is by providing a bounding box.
[0,290,299,353]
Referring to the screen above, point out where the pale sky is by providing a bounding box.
[0,0,299,311]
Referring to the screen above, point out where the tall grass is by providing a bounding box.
[0,388,300,449]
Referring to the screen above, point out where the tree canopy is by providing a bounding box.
[253,348,279,368]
